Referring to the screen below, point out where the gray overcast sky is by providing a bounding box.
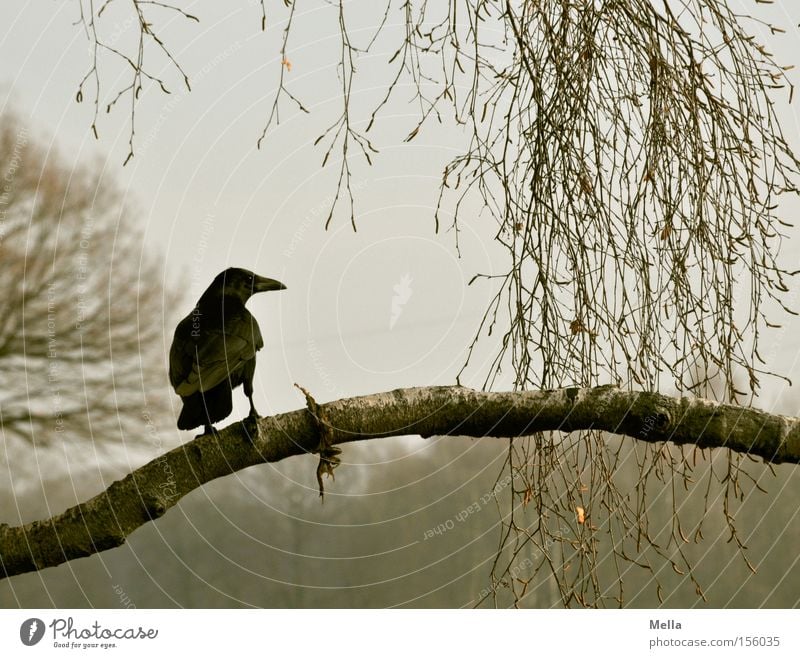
[0,0,517,431]
[2,0,800,423]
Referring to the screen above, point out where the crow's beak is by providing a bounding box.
[254,276,287,293]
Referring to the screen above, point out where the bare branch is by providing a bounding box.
[1,384,797,580]
[74,0,194,163]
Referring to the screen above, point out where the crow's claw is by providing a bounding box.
[195,424,219,440]
[243,413,261,444]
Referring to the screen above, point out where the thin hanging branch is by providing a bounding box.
[74,0,195,164]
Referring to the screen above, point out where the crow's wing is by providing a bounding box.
[169,315,195,391]
[169,311,263,397]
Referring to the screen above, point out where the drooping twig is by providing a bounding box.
[294,382,342,499]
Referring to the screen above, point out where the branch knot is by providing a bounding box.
[295,383,342,499]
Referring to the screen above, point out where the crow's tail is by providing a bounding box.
[177,384,233,430]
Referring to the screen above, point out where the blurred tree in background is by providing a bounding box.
[0,111,174,447]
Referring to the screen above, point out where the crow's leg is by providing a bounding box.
[240,359,260,444]
[242,358,259,417]
[246,394,259,419]
[199,394,220,438]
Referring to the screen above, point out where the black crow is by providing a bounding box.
[169,267,286,436]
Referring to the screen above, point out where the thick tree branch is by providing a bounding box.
[2,385,798,580]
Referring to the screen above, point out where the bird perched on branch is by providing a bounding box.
[169,267,286,437]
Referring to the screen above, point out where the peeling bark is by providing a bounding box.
[1,385,798,579]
